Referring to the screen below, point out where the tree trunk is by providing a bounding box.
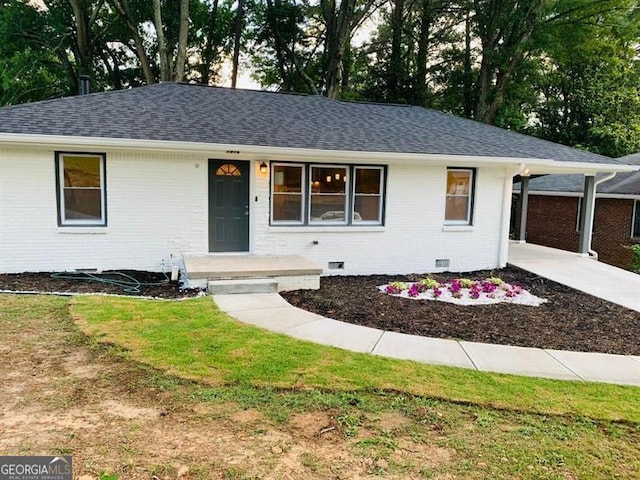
[414,0,432,106]
[110,0,156,84]
[153,0,170,81]
[68,0,93,76]
[462,5,473,117]
[266,0,318,94]
[388,0,404,103]
[174,0,190,82]
[231,0,244,88]
[322,0,357,99]
[474,0,548,124]
[200,0,219,84]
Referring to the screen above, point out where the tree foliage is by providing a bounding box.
[1,0,639,156]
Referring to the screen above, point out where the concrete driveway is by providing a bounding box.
[508,242,640,312]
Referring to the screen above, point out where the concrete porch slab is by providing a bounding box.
[285,318,384,353]
[372,332,474,369]
[208,278,278,295]
[460,341,580,381]
[632,356,640,365]
[546,350,640,386]
[185,254,322,280]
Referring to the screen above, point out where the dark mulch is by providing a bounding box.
[0,271,203,299]
[282,266,640,355]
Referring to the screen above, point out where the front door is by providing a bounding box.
[208,159,250,252]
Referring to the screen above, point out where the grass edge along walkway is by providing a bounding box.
[67,295,640,424]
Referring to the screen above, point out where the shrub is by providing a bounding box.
[626,244,640,274]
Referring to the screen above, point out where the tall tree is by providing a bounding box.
[320,0,381,98]
[472,0,550,124]
[231,0,245,88]
[387,0,404,103]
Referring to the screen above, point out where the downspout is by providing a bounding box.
[498,163,527,267]
[586,172,617,259]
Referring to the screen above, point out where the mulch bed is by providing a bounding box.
[0,271,203,299]
[2,267,638,355]
[282,266,640,355]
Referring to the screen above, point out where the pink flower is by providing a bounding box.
[385,285,402,295]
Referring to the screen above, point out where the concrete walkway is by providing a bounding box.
[212,242,639,387]
[213,292,640,387]
[508,242,640,312]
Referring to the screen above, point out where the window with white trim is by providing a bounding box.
[270,163,385,226]
[632,199,640,238]
[445,168,475,225]
[56,152,106,226]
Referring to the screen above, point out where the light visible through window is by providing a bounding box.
[270,163,385,226]
[272,164,304,222]
[57,153,106,226]
[445,168,474,224]
[354,167,382,223]
[310,166,348,223]
[216,164,241,176]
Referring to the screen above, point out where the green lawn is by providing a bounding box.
[3,293,639,479]
[71,295,640,424]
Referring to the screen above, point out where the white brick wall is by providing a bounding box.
[0,146,208,273]
[253,162,509,275]
[1,146,511,275]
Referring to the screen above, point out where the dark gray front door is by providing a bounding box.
[208,159,249,252]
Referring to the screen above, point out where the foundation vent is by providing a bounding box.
[328,261,345,270]
[435,259,450,268]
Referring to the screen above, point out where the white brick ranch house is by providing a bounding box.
[0,83,635,280]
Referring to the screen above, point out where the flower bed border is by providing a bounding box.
[379,276,547,306]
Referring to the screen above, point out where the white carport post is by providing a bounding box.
[517,175,529,242]
[578,175,596,254]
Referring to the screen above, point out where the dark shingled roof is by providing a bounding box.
[0,82,626,164]
[515,153,640,195]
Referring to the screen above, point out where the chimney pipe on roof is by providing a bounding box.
[79,75,90,95]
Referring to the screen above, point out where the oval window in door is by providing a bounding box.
[216,164,241,176]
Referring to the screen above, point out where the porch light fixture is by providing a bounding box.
[259,161,268,174]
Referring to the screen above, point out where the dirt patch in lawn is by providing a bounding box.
[0,295,453,479]
[0,270,202,299]
[281,266,640,355]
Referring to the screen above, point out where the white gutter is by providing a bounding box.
[513,190,640,200]
[586,172,618,259]
[0,132,638,174]
[498,163,527,267]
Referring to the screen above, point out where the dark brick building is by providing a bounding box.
[514,154,640,271]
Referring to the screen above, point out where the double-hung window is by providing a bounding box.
[445,168,475,225]
[270,163,385,226]
[56,152,106,226]
[310,165,348,224]
[272,163,305,223]
[353,167,383,223]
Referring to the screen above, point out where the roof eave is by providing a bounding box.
[0,133,637,173]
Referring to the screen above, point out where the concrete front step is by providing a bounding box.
[208,278,278,295]
[185,254,322,291]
